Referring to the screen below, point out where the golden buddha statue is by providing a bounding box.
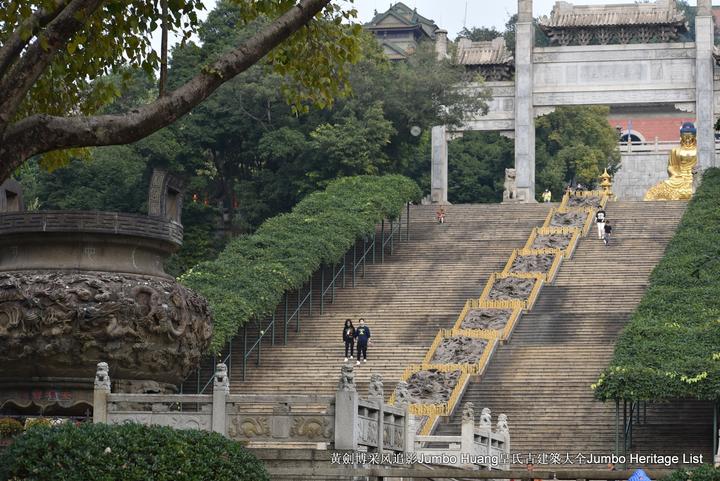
[644,122,697,201]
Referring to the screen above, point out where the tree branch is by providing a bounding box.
[0,0,103,126]
[0,0,332,182]
[0,0,69,81]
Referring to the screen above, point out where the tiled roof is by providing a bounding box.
[456,38,513,66]
[366,2,438,38]
[539,1,686,28]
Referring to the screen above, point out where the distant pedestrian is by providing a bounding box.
[436,208,445,224]
[342,319,355,362]
[595,208,607,240]
[354,318,371,365]
[604,220,612,246]
[542,189,552,203]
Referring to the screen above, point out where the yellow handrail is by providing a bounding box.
[422,329,453,365]
[419,414,439,436]
[477,298,525,310]
[478,272,497,302]
[524,276,545,311]
[501,249,520,276]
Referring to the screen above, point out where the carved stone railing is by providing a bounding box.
[0,210,183,246]
[95,362,416,454]
[414,402,510,470]
[94,363,511,469]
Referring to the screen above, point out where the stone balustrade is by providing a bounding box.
[92,362,510,469]
[414,402,510,470]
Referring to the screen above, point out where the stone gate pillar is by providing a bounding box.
[696,0,715,170]
[515,0,536,202]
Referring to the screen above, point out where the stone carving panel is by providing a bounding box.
[228,416,271,439]
[108,413,211,431]
[290,416,333,441]
[0,271,212,384]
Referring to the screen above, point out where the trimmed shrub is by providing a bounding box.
[0,418,23,438]
[180,174,421,352]
[594,168,720,401]
[660,464,720,481]
[0,422,269,481]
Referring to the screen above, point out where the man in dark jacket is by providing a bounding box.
[354,318,371,365]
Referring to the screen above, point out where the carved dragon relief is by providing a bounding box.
[0,271,212,382]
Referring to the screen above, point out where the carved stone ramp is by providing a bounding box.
[224,204,551,398]
[435,201,714,466]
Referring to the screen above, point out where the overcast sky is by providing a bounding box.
[158,0,711,50]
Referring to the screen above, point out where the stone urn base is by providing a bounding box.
[0,208,212,416]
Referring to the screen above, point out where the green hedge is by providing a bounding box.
[661,464,720,481]
[594,168,720,401]
[0,422,269,481]
[180,175,421,352]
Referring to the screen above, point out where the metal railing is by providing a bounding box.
[619,138,720,153]
[185,208,413,389]
[616,399,646,458]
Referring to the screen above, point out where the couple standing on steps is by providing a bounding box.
[342,318,372,366]
[596,208,613,246]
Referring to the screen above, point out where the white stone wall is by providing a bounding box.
[533,43,696,107]
[614,151,670,200]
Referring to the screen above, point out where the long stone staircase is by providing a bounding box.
[434,200,714,463]
[224,204,550,397]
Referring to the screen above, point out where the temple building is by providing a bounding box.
[455,37,515,81]
[538,0,687,45]
[364,2,441,60]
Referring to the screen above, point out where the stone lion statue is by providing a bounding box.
[337,363,356,392]
[214,363,229,391]
[94,362,110,390]
[479,407,492,428]
[368,373,383,398]
[394,381,411,407]
[503,168,517,201]
[497,413,509,433]
[462,402,475,423]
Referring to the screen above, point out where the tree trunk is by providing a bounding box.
[0,0,332,183]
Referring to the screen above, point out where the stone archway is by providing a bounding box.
[430,0,717,204]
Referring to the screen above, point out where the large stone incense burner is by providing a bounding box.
[0,171,211,415]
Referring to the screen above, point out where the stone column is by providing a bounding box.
[368,374,384,453]
[394,381,415,454]
[460,402,475,459]
[93,362,110,424]
[334,364,359,450]
[212,363,229,435]
[514,0,536,202]
[696,0,715,170]
[431,125,448,204]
